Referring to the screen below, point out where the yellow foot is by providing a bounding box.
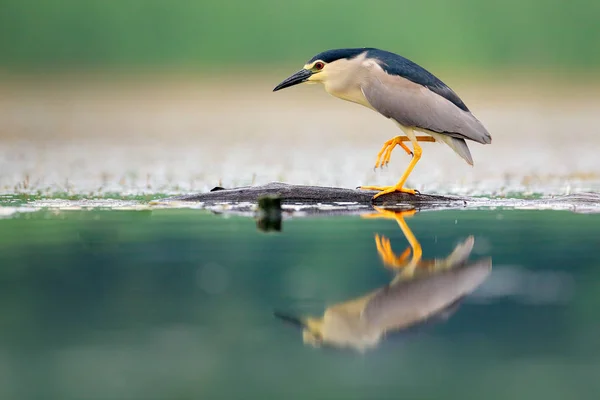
[359,185,419,199]
[374,137,412,170]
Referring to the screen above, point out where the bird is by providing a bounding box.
[274,227,492,352]
[273,48,492,199]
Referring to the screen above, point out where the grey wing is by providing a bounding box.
[362,70,492,145]
[361,259,492,333]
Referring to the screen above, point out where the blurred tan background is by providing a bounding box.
[1,0,599,196]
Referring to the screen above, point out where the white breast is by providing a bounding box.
[327,85,374,109]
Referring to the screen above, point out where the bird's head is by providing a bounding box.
[272,48,372,92]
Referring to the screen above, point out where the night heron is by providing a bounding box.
[273,48,492,199]
[274,209,492,351]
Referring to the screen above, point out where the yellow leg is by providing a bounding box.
[361,133,434,198]
[361,141,423,197]
[372,135,435,169]
[374,136,413,169]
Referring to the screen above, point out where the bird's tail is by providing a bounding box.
[438,136,474,166]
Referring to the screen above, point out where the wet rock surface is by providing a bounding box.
[157,182,600,214]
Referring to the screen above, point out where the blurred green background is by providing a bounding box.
[1,0,599,74]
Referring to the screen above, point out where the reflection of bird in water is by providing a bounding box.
[363,207,423,277]
[365,208,478,279]
[275,208,492,352]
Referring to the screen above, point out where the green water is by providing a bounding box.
[1,208,600,399]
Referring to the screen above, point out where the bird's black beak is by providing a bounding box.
[273,69,313,92]
[273,311,307,329]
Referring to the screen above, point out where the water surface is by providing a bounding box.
[1,208,599,399]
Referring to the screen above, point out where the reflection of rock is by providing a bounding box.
[275,236,492,352]
[255,195,282,232]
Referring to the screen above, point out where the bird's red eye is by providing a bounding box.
[314,62,324,70]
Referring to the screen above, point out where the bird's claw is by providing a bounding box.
[373,137,413,170]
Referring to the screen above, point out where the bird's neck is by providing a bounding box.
[325,84,374,110]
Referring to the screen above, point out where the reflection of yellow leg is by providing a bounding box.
[361,132,434,198]
[375,234,411,269]
[362,208,422,272]
[394,209,422,277]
